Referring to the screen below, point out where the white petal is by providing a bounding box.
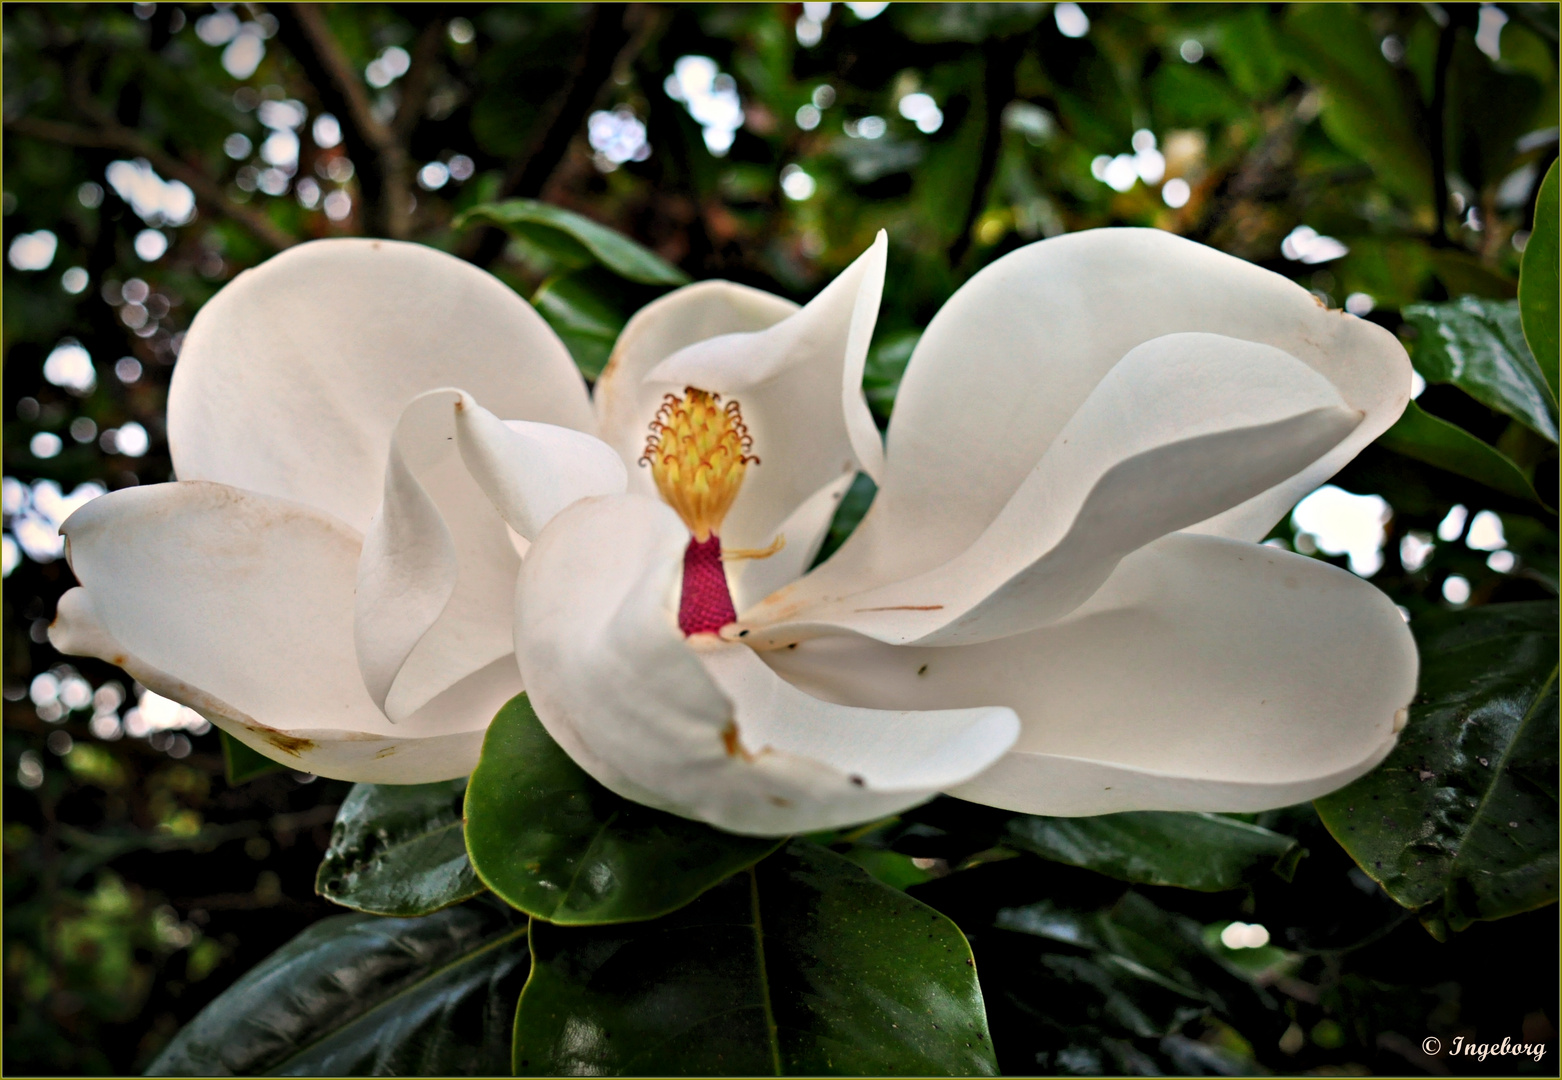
[513,493,1017,835]
[729,472,855,612]
[453,392,627,541]
[53,482,505,782]
[594,280,798,490]
[763,532,1417,815]
[169,238,595,534]
[744,333,1360,646]
[355,422,457,715]
[594,238,886,584]
[811,229,1410,605]
[356,390,520,722]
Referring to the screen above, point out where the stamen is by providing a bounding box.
[640,387,758,541]
[721,535,786,561]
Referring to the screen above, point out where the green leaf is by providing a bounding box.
[219,729,285,785]
[1427,249,1518,300]
[1520,159,1559,402]
[1005,812,1302,891]
[315,780,485,917]
[531,267,631,380]
[464,694,780,925]
[455,199,689,285]
[1376,399,1548,507]
[1316,601,1559,932]
[146,899,529,1076]
[513,840,998,1076]
[1281,3,1432,213]
[995,889,1283,1036]
[1402,297,1558,443]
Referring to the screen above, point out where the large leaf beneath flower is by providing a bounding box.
[513,840,998,1076]
[1520,159,1559,402]
[455,199,689,285]
[146,899,528,1076]
[1377,399,1547,507]
[464,694,779,925]
[1402,297,1558,443]
[1316,602,1559,935]
[1005,811,1303,891]
[316,779,484,916]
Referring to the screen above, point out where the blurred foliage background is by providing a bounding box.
[3,2,1557,1075]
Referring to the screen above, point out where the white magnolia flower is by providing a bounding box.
[50,240,623,780]
[51,229,1418,839]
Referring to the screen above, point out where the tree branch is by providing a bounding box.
[5,115,297,252]
[394,18,446,145]
[1427,6,1478,248]
[947,35,1023,269]
[463,4,637,267]
[274,3,413,238]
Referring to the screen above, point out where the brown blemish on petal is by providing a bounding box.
[721,721,754,762]
[854,604,944,612]
[374,745,399,759]
[262,729,316,756]
[768,796,792,807]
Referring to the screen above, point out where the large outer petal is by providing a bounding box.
[51,482,510,782]
[512,494,1017,836]
[763,533,1417,815]
[744,332,1361,645]
[168,238,595,534]
[805,228,1411,602]
[594,238,887,610]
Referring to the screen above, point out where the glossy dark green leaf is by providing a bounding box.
[992,889,1276,1073]
[455,199,689,285]
[464,694,779,925]
[219,729,285,785]
[531,268,631,380]
[513,840,998,1076]
[1376,399,1548,507]
[1005,812,1302,891]
[1316,602,1559,932]
[1403,297,1558,443]
[1520,159,1559,401]
[315,780,484,917]
[146,899,529,1076]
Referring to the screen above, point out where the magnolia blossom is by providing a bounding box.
[52,230,1417,837]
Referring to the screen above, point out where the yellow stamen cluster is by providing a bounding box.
[640,387,757,541]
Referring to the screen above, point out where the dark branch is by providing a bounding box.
[947,35,1023,269]
[464,4,637,267]
[394,18,446,145]
[1427,7,1477,248]
[6,115,297,252]
[274,3,413,238]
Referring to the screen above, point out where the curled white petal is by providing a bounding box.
[52,482,505,782]
[453,391,627,541]
[804,228,1411,614]
[765,532,1417,815]
[746,332,1361,646]
[355,390,520,722]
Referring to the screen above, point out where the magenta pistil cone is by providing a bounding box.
[679,535,738,635]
